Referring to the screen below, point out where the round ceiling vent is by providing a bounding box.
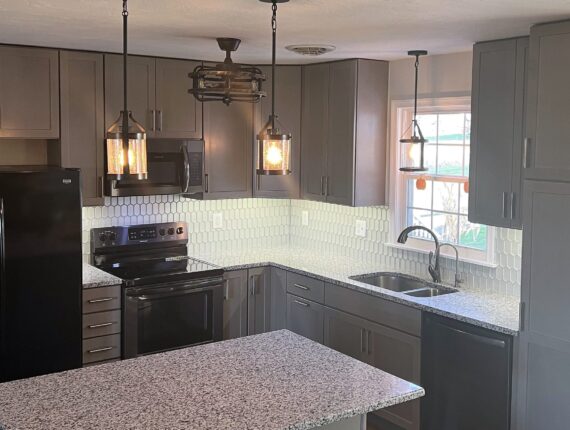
[285,45,336,56]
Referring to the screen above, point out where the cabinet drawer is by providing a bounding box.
[82,310,121,339]
[83,285,121,314]
[82,334,121,364]
[325,284,421,336]
[286,272,325,303]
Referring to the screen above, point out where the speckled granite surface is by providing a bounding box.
[0,330,424,430]
[82,263,122,289]
[194,247,520,335]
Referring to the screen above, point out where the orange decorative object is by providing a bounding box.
[463,181,469,193]
[416,177,427,190]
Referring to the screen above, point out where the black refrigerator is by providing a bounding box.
[0,167,82,382]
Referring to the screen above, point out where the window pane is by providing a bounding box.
[459,216,487,251]
[433,211,459,243]
[407,209,432,238]
[407,179,432,210]
[433,181,459,213]
[424,144,437,174]
[417,114,438,143]
[463,147,470,176]
[438,113,465,145]
[459,182,469,215]
[437,145,464,176]
[465,114,471,145]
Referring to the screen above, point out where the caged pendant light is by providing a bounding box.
[106,0,148,181]
[400,50,429,173]
[256,0,292,176]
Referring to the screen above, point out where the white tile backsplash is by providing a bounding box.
[82,197,522,298]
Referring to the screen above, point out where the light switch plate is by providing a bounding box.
[213,212,223,229]
[301,210,309,226]
[355,219,367,237]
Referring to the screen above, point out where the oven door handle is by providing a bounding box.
[181,144,191,193]
[134,284,221,301]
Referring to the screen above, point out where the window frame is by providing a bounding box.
[388,96,496,266]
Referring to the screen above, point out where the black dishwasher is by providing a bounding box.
[421,314,513,430]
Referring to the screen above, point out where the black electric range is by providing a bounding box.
[90,222,224,358]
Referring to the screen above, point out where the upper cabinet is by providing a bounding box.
[105,55,202,139]
[60,51,105,206]
[524,20,570,182]
[301,59,389,207]
[468,37,528,229]
[254,65,302,199]
[0,46,59,139]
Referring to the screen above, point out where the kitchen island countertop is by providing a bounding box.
[0,330,423,430]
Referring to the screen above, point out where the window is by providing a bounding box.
[390,97,494,264]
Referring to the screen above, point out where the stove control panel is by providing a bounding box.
[91,222,188,251]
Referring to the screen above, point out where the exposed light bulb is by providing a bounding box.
[266,145,283,166]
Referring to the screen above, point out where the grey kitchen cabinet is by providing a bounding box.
[515,180,570,430]
[60,51,105,206]
[254,66,301,199]
[524,20,570,182]
[286,293,324,344]
[105,55,202,139]
[469,37,528,229]
[301,59,389,207]
[247,267,271,335]
[0,46,59,139]
[203,100,253,199]
[223,270,248,340]
[270,267,287,331]
[155,58,202,139]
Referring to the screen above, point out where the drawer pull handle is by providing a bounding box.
[87,322,115,329]
[293,300,309,307]
[87,297,116,304]
[293,283,310,291]
[87,346,114,354]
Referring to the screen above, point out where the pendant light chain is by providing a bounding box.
[412,53,420,139]
[271,1,277,130]
[122,0,129,175]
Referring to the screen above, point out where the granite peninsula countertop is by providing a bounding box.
[0,330,424,430]
[192,247,520,335]
[82,262,122,289]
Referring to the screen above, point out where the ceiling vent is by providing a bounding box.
[285,45,336,56]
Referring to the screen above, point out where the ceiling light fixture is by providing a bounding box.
[400,50,429,173]
[189,38,266,106]
[256,0,292,176]
[106,0,148,181]
[285,44,336,56]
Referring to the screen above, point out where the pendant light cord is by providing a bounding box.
[412,53,419,138]
[271,1,277,130]
[122,0,129,173]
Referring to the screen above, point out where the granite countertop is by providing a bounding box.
[0,330,424,430]
[193,247,520,335]
[82,262,122,289]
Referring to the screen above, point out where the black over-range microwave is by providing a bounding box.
[105,140,204,197]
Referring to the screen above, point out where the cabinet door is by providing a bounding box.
[155,58,203,139]
[326,60,357,206]
[301,63,329,202]
[515,180,570,430]
[203,101,253,199]
[469,38,527,229]
[247,267,271,335]
[270,267,287,331]
[323,307,366,362]
[60,51,105,206]
[0,46,59,138]
[222,270,248,340]
[525,21,570,182]
[104,55,156,137]
[286,294,324,344]
[366,320,421,430]
[254,66,301,198]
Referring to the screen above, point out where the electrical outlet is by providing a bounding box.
[355,219,367,237]
[301,210,309,226]
[213,212,223,229]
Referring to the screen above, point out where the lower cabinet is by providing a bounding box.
[270,267,287,331]
[286,294,325,344]
[248,267,271,335]
[222,270,248,340]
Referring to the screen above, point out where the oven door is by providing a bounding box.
[123,276,223,358]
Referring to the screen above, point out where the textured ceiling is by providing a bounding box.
[1,0,569,63]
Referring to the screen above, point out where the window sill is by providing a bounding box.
[385,242,499,269]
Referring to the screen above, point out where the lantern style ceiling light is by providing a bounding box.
[106,0,148,180]
[256,0,292,176]
[189,38,266,106]
[400,50,429,173]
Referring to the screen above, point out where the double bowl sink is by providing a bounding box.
[349,273,458,297]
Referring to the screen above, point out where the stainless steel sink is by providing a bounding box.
[349,273,429,292]
[404,286,457,297]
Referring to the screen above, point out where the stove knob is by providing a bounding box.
[159,228,166,236]
[108,232,117,241]
[176,227,184,235]
[99,233,107,242]
[167,228,175,235]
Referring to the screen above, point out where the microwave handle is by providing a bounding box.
[181,144,191,193]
